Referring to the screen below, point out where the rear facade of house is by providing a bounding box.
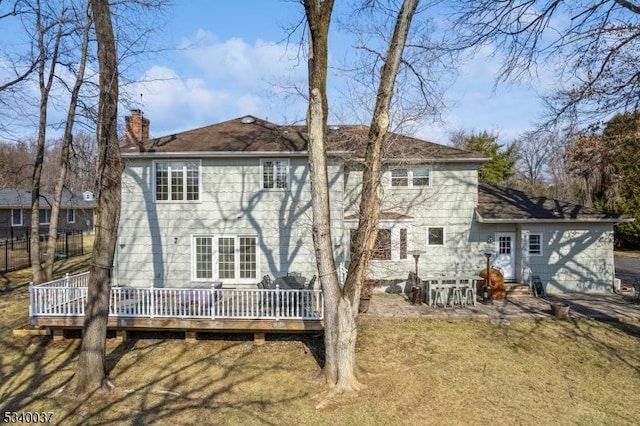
[115,112,627,294]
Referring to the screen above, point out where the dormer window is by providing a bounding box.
[261,159,289,190]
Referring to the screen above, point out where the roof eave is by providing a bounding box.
[122,150,355,158]
[475,210,632,224]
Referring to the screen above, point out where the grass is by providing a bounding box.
[1,243,639,425]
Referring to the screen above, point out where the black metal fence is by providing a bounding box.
[0,229,84,273]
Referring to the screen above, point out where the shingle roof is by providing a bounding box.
[121,115,485,162]
[476,184,631,223]
[0,189,96,209]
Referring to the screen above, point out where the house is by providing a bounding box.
[115,111,630,295]
[0,188,96,239]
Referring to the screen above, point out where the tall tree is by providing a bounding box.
[451,1,640,126]
[512,129,555,192]
[74,0,122,394]
[453,130,516,185]
[29,0,69,284]
[44,1,92,281]
[564,111,640,245]
[305,0,419,401]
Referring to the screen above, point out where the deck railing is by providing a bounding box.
[30,274,324,321]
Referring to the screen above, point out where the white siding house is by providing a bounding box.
[115,113,630,294]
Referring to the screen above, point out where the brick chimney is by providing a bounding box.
[125,109,149,147]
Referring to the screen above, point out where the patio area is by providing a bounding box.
[365,290,640,323]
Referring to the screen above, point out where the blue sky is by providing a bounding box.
[1,0,550,145]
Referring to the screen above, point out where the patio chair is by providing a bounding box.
[305,275,317,290]
[260,275,274,289]
[532,275,545,297]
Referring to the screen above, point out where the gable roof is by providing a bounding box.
[0,189,96,209]
[476,184,632,223]
[121,115,486,163]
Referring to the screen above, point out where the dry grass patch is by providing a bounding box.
[1,246,639,424]
[1,312,638,424]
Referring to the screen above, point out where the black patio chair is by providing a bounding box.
[260,275,274,289]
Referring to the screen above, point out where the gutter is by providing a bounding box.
[121,150,352,159]
[122,150,489,164]
[475,210,634,224]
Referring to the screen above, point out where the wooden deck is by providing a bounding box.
[29,273,324,342]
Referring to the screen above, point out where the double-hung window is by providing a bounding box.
[11,209,22,226]
[39,209,51,225]
[261,159,289,190]
[350,225,410,261]
[528,233,542,256]
[193,235,258,282]
[391,167,430,188]
[155,160,200,201]
[67,209,75,224]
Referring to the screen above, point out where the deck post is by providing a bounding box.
[28,282,33,317]
[275,284,280,321]
[64,273,70,287]
[149,282,155,319]
[186,331,197,342]
[116,329,128,342]
[254,332,266,345]
[52,329,64,341]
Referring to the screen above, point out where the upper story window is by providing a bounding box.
[39,209,51,225]
[155,160,200,202]
[528,233,542,256]
[261,159,289,190]
[67,209,75,224]
[11,209,22,226]
[391,166,430,188]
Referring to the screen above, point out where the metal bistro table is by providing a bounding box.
[423,276,482,307]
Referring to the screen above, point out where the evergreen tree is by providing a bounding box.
[458,131,517,185]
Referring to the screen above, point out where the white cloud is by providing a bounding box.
[126,32,308,137]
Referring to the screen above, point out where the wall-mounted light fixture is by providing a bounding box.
[119,237,125,249]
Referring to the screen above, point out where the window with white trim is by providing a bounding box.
[155,160,200,201]
[67,209,75,223]
[391,166,430,188]
[261,159,289,190]
[528,233,542,255]
[193,235,258,282]
[39,209,51,225]
[11,209,22,226]
[349,225,410,261]
[427,227,445,246]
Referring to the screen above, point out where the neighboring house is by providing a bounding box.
[116,111,630,294]
[0,188,96,238]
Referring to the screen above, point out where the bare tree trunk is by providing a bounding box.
[304,0,342,391]
[44,4,92,281]
[74,0,121,395]
[305,0,419,403]
[30,0,63,284]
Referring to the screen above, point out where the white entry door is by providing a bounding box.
[494,232,516,281]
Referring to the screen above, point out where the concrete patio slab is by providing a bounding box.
[364,291,640,323]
